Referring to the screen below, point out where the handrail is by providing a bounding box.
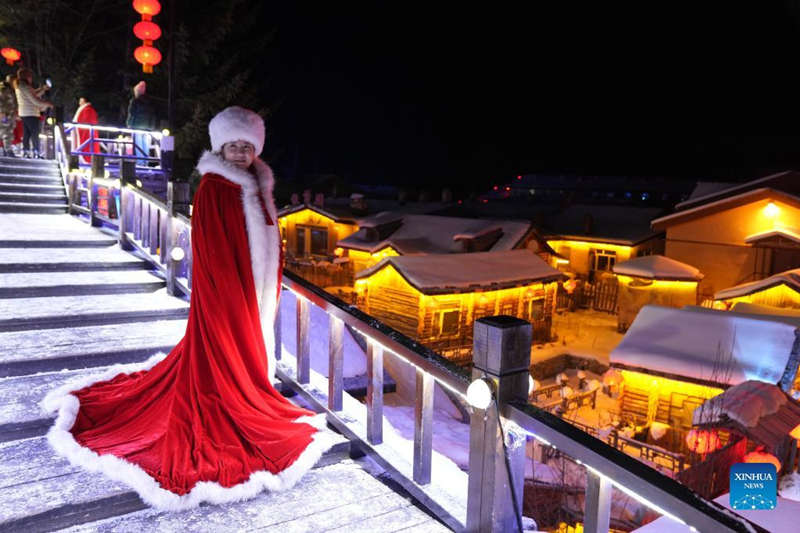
[62,122,168,171]
[504,401,766,533]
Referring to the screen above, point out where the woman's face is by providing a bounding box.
[222,141,256,170]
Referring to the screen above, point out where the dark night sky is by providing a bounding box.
[263,3,800,192]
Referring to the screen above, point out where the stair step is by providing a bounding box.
[0,246,149,272]
[0,156,58,168]
[0,163,60,173]
[0,270,166,298]
[0,291,189,332]
[0,214,115,244]
[0,174,62,185]
[0,181,64,193]
[0,319,185,377]
[0,202,68,213]
[0,436,351,533]
[0,192,67,204]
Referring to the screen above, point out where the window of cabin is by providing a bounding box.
[310,227,328,255]
[439,309,461,336]
[501,303,514,316]
[296,226,306,256]
[593,249,616,272]
[529,299,544,321]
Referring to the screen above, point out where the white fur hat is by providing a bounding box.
[133,81,146,97]
[208,106,265,155]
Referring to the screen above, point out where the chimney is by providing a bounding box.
[314,193,324,208]
[583,213,593,235]
[290,193,300,205]
[302,189,312,204]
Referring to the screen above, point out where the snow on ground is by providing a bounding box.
[532,309,623,365]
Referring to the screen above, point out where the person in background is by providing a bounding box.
[72,97,99,164]
[126,81,156,162]
[13,68,52,158]
[0,75,18,157]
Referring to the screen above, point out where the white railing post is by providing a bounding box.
[467,316,531,532]
[89,155,104,227]
[118,161,135,250]
[328,315,344,411]
[165,181,190,296]
[296,296,310,384]
[413,368,434,485]
[584,472,612,533]
[366,339,384,444]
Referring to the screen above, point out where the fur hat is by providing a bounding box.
[208,106,265,155]
[133,81,146,98]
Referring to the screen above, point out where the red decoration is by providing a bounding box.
[685,429,721,454]
[132,0,161,20]
[134,45,162,73]
[133,20,162,41]
[1,47,21,66]
[743,449,781,473]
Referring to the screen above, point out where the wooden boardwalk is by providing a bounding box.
[0,157,449,532]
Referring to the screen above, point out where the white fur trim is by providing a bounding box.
[41,353,337,511]
[72,102,92,122]
[196,151,281,384]
[208,106,265,155]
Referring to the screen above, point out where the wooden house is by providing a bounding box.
[610,305,800,431]
[277,204,360,259]
[613,255,704,331]
[354,249,565,365]
[652,171,800,302]
[337,212,556,274]
[714,268,800,310]
[540,204,666,281]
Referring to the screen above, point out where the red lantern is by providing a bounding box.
[132,0,161,20]
[133,20,162,41]
[685,429,721,455]
[743,449,782,474]
[1,47,21,66]
[134,45,162,73]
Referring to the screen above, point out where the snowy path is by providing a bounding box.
[0,161,453,533]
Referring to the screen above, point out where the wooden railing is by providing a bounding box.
[51,140,764,533]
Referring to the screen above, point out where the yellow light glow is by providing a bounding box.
[555,258,570,264]
[334,247,344,256]
[620,369,723,400]
[721,283,800,308]
[616,275,699,290]
[161,128,170,136]
[546,239,634,255]
[764,201,779,218]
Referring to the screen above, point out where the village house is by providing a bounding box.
[612,255,704,331]
[714,267,800,310]
[354,249,565,364]
[651,171,800,302]
[610,305,800,435]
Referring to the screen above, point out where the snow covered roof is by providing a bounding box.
[674,170,800,211]
[338,214,531,254]
[538,204,665,245]
[355,249,565,294]
[277,203,359,224]
[683,181,739,204]
[610,305,799,388]
[613,255,703,281]
[714,268,800,301]
[744,226,800,245]
[693,381,800,451]
[652,186,800,231]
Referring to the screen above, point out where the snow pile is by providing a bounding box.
[611,305,797,387]
[693,380,787,428]
[613,255,703,281]
[649,421,670,441]
[780,472,800,502]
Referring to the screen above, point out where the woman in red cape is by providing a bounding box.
[43,107,335,510]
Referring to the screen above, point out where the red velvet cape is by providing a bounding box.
[72,103,99,164]
[45,167,327,509]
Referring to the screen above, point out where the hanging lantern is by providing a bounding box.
[685,429,721,455]
[132,0,161,20]
[743,449,782,474]
[133,20,162,41]
[134,45,162,74]
[1,47,21,66]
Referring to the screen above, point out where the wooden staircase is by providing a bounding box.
[0,157,67,214]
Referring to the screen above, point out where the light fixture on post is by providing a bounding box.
[170,246,185,262]
[466,378,493,410]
